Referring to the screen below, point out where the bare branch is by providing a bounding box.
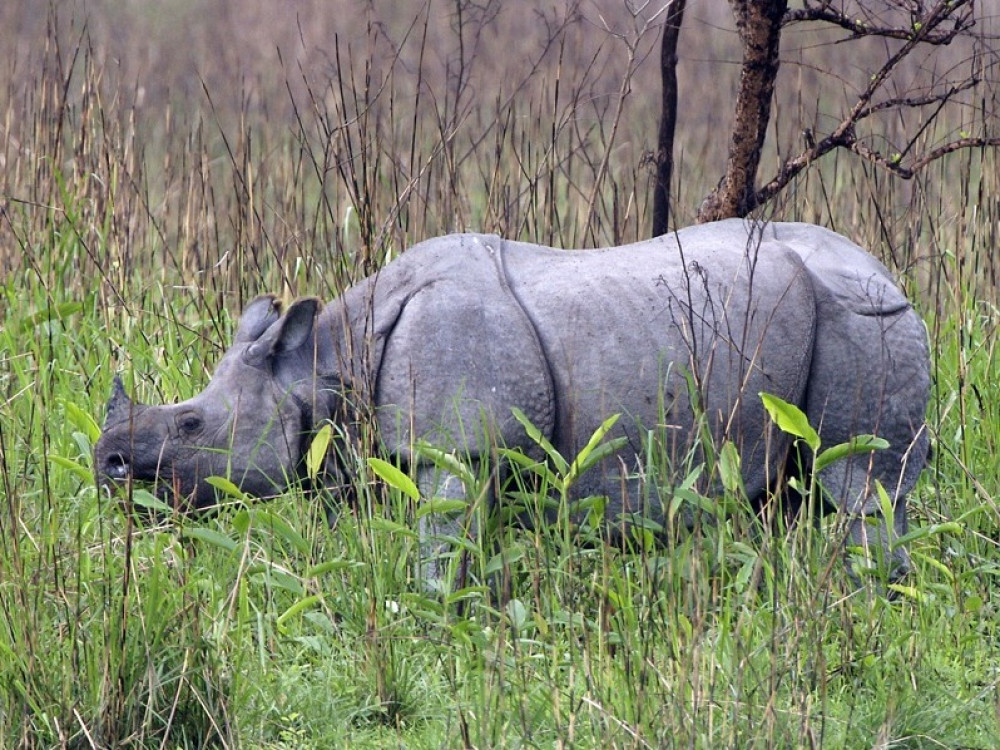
[834,135,1000,180]
[743,0,998,213]
[784,0,976,44]
[838,3,966,134]
[753,129,854,209]
[857,79,981,118]
[754,126,1000,209]
[907,137,1000,173]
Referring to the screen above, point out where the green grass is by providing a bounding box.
[2,3,999,747]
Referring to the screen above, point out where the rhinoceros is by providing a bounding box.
[95,219,930,584]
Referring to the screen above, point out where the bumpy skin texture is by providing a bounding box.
[95,219,930,580]
[774,223,930,575]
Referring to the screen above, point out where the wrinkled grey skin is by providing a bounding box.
[95,219,930,584]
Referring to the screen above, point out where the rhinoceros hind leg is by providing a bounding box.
[845,505,912,589]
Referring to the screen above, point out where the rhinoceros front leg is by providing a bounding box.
[416,464,478,592]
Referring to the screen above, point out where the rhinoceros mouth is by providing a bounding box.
[98,455,174,504]
[98,463,197,516]
[103,455,131,482]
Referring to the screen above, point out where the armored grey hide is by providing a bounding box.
[95,219,930,581]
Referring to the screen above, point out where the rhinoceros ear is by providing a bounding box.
[245,298,320,365]
[273,298,320,353]
[235,295,283,343]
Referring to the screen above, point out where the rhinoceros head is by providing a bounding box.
[95,295,335,510]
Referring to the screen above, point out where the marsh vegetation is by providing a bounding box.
[1,1,998,746]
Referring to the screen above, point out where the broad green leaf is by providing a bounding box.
[505,598,528,629]
[231,510,252,534]
[814,434,889,473]
[205,475,249,502]
[276,594,323,631]
[71,432,92,459]
[496,447,545,471]
[305,560,361,577]
[306,423,333,480]
[248,509,310,554]
[484,543,525,577]
[182,526,239,553]
[624,514,665,535]
[566,413,621,483]
[567,494,608,528]
[17,300,85,332]
[367,516,421,539]
[131,489,171,513]
[367,456,419,500]
[249,565,304,595]
[875,480,894,527]
[895,521,964,547]
[759,392,820,452]
[415,497,469,519]
[64,401,101,444]
[911,549,954,582]
[573,436,629,475]
[413,442,477,488]
[717,440,745,496]
[668,465,706,518]
[445,585,490,608]
[887,584,927,603]
[511,407,569,476]
[498,447,561,490]
[48,454,92,483]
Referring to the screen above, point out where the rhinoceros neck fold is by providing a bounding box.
[315,269,413,404]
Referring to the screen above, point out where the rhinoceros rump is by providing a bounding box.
[95,219,930,584]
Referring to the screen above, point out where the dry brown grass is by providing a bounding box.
[3,1,995,308]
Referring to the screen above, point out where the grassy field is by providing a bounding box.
[2,1,999,747]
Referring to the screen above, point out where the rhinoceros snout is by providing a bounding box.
[102,453,131,482]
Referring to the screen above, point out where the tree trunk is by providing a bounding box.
[698,0,787,222]
[652,0,686,237]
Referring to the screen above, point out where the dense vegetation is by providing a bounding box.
[1,2,998,747]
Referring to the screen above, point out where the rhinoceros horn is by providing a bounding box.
[104,375,142,428]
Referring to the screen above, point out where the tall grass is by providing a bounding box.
[1,1,999,747]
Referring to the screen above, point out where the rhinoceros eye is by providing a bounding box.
[177,412,204,436]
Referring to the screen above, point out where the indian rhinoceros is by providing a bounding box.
[95,219,930,584]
